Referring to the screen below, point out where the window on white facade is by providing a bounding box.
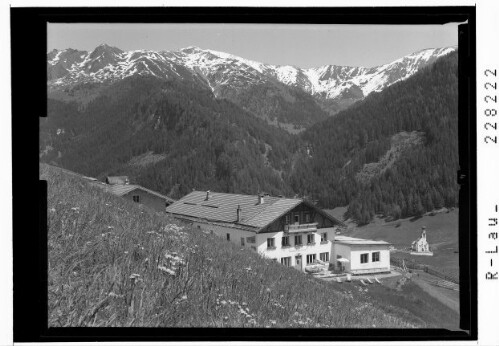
[360,253,369,263]
[281,236,290,247]
[306,254,316,264]
[321,232,327,242]
[267,238,275,249]
[132,195,140,203]
[372,252,380,262]
[226,233,230,241]
[241,237,245,246]
[281,257,291,267]
[307,234,315,244]
[294,235,302,246]
[320,252,329,262]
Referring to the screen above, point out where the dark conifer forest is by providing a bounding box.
[292,51,459,224]
[40,51,459,224]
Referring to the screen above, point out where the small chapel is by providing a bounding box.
[411,226,432,255]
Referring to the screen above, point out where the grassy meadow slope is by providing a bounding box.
[42,164,458,328]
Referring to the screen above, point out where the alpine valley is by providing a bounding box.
[42,45,459,224]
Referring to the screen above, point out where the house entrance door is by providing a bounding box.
[295,255,302,271]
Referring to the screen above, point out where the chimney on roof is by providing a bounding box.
[205,190,210,201]
[258,194,264,205]
[236,205,242,223]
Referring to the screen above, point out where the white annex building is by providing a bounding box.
[334,236,391,275]
[166,190,343,272]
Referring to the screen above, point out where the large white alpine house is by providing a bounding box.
[165,190,344,272]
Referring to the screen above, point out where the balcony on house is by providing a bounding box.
[284,222,318,233]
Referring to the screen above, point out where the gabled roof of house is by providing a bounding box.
[335,235,390,246]
[47,165,175,204]
[105,184,175,204]
[165,190,343,232]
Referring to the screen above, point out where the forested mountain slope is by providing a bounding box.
[290,51,459,224]
[41,51,459,224]
[41,76,297,199]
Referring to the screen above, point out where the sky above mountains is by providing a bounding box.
[48,23,458,69]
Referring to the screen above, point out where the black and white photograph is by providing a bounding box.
[40,20,465,329]
[7,4,484,344]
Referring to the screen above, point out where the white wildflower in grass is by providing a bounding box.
[129,273,140,279]
[71,207,79,211]
[180,295,187,301]
[270,320,276,325]
[109,292,124,299]
[49,208,56,213]
[244,267,252,271]
[157,266,176,276]
[241,302,247,306]
[265,288,271,293]
[107,226,114,229]
[124,251,128,254]
[223,316,229,321]
[221,300,227,305]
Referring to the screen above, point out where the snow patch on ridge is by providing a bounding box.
[47,44,457,104]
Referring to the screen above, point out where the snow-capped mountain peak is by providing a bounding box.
[47,44,457,114]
